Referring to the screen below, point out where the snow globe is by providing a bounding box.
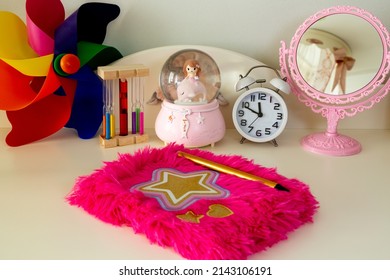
[155,49,225,147]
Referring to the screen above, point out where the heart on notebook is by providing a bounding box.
[207,204,233,218]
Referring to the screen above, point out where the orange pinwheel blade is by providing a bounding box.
[0,60,58,111]
[5,76,77,147]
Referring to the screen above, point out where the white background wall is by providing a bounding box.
[1,0,390,130]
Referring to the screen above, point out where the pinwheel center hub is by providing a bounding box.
[54,53,81,76]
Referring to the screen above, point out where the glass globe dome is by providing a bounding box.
[160,49,221,104]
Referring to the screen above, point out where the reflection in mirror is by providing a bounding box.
[297,14,383,95]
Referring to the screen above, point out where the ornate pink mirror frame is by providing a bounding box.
[280,6,390,156]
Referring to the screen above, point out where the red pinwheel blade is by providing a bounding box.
[26,0,65,56]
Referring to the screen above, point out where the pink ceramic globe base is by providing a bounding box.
[301,132,362,156]
[155,99,225,147]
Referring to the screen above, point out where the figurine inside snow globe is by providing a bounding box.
[155,49,226,147]
[176,59,207,103]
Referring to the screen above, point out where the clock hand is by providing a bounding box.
[249,116,259,127]
[244,103,259,115]
[258,102,263,117]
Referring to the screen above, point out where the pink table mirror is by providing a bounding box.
[280,6,390,156]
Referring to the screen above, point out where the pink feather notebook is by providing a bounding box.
[67,144,318,259]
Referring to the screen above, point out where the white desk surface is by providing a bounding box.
[1,128,389,260]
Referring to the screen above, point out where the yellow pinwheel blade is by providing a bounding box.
[0,11,38,59]
[2,54,53,76]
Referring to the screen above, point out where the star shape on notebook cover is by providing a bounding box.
[131,168,230,211]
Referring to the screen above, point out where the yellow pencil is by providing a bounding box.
[177,151,289,192]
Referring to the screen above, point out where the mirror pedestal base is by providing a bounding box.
[301,132,362,156]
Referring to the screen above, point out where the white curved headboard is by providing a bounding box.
[110,45,272,129]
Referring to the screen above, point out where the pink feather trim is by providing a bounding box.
[67,144,319,259]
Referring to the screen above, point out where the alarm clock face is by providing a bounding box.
[232,87,288,143]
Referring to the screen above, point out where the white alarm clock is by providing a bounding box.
[232,65,291,146]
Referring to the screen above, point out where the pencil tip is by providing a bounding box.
[275,184,290,192]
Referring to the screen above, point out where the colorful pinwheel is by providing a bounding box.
[0,0,123,146]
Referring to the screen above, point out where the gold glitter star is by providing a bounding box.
[132,168,229,211]
[176,211,204,223]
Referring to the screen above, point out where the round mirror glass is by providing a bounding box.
[296,14,383,95]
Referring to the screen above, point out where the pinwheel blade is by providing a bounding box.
[26,0,65,55]
[0,11,37,59]
[6,75,77,147]
[65,66,103,139]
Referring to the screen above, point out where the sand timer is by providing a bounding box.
[97,65,149,148]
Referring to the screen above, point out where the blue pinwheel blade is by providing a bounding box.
[64,66,103,139]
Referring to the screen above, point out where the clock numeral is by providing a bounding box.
[269,96,273,103]
[248,125,254,133]
[256,130,262,137]
[240,119,247,126]
[250,95,256,102]
[258,93,266,100]
[241,101,250,109]
[277,113,283,120]
[274,103,280,110]
[265,128,271,135]
[272,122,279,128]
[238,109,245,117]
